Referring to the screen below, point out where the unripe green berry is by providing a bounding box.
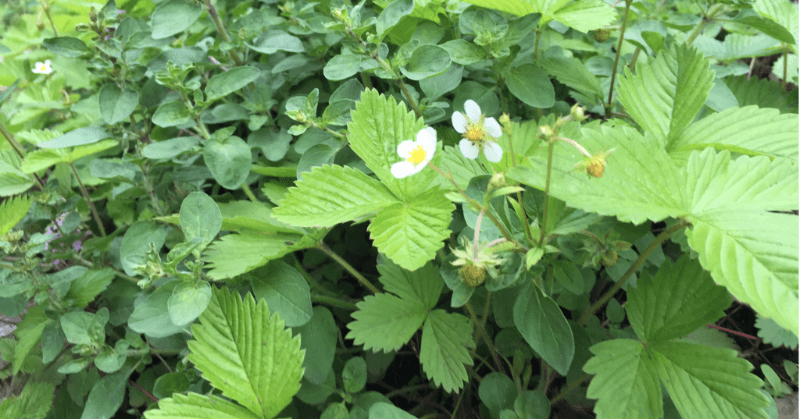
[594,28,611,42]
[459,265,487,288]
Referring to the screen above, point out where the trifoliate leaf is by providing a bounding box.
[13,306,51,375]
[755,314,799,349]
[0,194,31,236]
[348,88,436,200]
[0,382,55,419]
[420,310,475,393]
[346,293,428,353]
[651,341,770,419]
[143,392,259,419]
[377,259,443,310]
[626,255,732,343]
[273,164,399,227]
[368,187,453,271]
[187,287,304,418]
[617,43,715,149]
[583,339,662,419]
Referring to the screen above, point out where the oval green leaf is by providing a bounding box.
[99,84,139,125]
[504,64,555,108]
[203,135,252,190]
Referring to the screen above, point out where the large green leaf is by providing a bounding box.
[462,0,615,31]
[205,67,261,102]
[0,150,34,196]
[507,125,688,225]
[144,393,259,419]
[626,255,731,343]
[81,367,132,419]
[180,192,222,245]
[368,187,453,271]
[377,260,443,310]
[203,135,252,190]
[651,341,770,418]
[754,0,799,51]
[66,269,115,309]
[420,310,475,393]
[513,282,574,375]
[348,89,436,200]
[186,287,304,418]
[13,305,51,375]
[21,140,118,173]
[0,194,31,236]
[617,43,715,148]
[583,339,662,419]
[346,293,427,352]
[150,0,203,39]
[0,381,54,419]
[98,84,139,125]
[273,164,399,227]
[203,231,315,279]
[694,33,782,61]
[250,261,313,328]
[504,64,555,108]
[539,56,604,102]
[668,106,798,165]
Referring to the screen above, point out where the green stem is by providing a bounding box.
[318,242,380,294]
[506,125,533,242]
[782,48,788,90]
[40,0,59,36]
[204,0,244,66]
[538,142,554,246]
[465,302,505,374]
[577,220,690,325]
[68,162,106,237]
[241,182,258,202]
[533,26,542,60]
[607,0,633,115]
[549,373,590,405]
[141,161,166,217]
[311,294,358,310]
[628,47,641,72]
[686,4,725,45]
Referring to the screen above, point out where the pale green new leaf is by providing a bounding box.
[551,0,616,33]
[626,255,732,343]
[144,392,260,419]
[66,268,115,308]
[187,287,304,418]
[203,231,315,279]
[21,140,118,173]
[0,382,55,419]
[617,43,715,148]
[668,106,798,165]
[755,315,799,349]
[539,57,604,101]
[0,150,34,196]
[420,310,475,393]
[507,125,688,225]
[437,145,485,191]
[461,0,536,16]
[347,88,436,200]
[273,164,399,227]
[346,293,428,352]
[0,194,32,236]
[583,339,662,419]
[217,201,301,234]
[686,212,798,335]
[368,187,454,271]
[377,260,444,310]
[651,341,770,419]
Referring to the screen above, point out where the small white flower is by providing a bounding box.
[32,60,53,75]
[391,127,437,178]
[452,99,503,163]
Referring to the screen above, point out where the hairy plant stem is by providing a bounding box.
[241,182,258,202]
[549,373,590,405]
[311,294,358,310]
[606,0,633,117]
[427,162,525,250]
[473,210,484,260]
[533,26,542,60]
[344,27,422,118]
[577,220,690,325]
[204,0,244,66]
[318,241,380,294]
[465,302,505,374]
[538,142,555,246]
[141,161,166,216]
[68,162,106,237]
[629,47,641,71]
[39,0,59,36]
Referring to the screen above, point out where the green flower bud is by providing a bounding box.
[594,28,611,42]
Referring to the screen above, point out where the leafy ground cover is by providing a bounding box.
[0,0,797,418]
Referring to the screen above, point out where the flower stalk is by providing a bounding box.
[68,162,106,237]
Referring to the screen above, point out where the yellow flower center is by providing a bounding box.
[465,125,483,142]
[407,144,427,165]
[587,160,604,178]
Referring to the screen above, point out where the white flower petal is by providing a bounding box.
[44,59,51,66]
[464,100,481,122]
[452,111,467,133]
[391,161,416,178]
[484,117,503,138]
[483,141,503,162]
[396,140,416,158]
[417,127,437,157]
[459,139,480,159]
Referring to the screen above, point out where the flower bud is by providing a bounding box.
[499,112,511,126]
[570,104,587,121]
[36,18,45,31]
[538,125,554,139]
[75,23,90,31]
[89,7,98,22]
[488,172,509,190]
[459,264,487,288]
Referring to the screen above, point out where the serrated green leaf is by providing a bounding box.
[368,187,453,271]
[583,339,662,419]
[437,145,486,190]
[513,282,574,375]
[273,164,398,227]
[187,287,305,418]
[627,255,731,343]
[13,306,51,375]
[618,44,715,148]
[755,315,799,349]
[651,341,770,419]
[346,293,427,352]
[551,0,616,32]
[203,231,314,279]
[724,75,796,114]
[754,0,799,49]
[420,310,475,393]
[694,33,783,61]
[683,326,740,351]
[21,140,118,174]
[539,57,604,101]
[66,269,115,309]
[507,125,688,225]
[377,260,443,310]
[0,382,55,419]
[669,106,798,164]
[0,194,31,236]
[0,150,34,196]
[461,0,536,17]
[348,89,436,200]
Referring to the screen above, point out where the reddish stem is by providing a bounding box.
[707,324,757,340]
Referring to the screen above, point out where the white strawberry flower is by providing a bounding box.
[32,60,53,75]
[391,127,437,178]
[452,99,503,163]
